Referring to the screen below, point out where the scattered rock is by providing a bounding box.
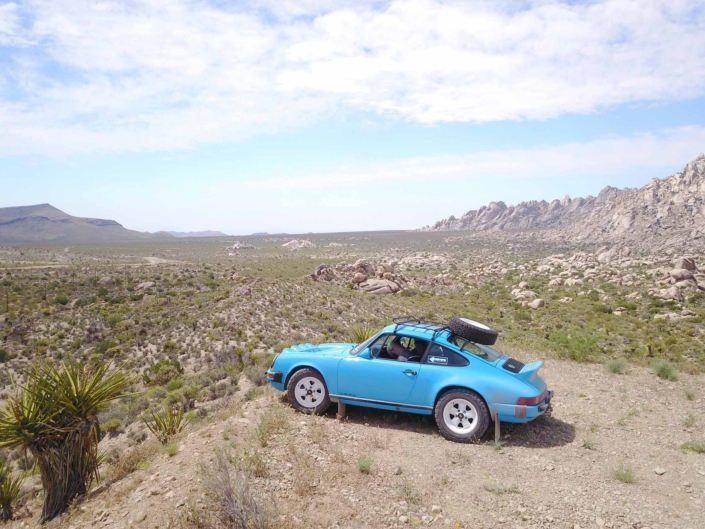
[528,298,545,309]
[97,276,115,285]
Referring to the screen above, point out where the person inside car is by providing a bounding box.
[388,338,412,362]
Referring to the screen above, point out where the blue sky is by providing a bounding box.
[1,0,705,234]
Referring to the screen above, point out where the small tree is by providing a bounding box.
[0,362,131,522]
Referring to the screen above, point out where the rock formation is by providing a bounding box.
[422,154,705,252]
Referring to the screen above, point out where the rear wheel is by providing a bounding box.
[287,368,331,415]
[434,389,489,442]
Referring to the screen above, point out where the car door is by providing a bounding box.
[337,334,422,404]
[406,343,470,408]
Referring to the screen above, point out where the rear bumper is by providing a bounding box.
[492,390,554,423]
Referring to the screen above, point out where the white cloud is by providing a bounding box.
[1,0,704,155]
[236,126,705,189]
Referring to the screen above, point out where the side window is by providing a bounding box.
[424,344,469,366]
[369,335,391,358]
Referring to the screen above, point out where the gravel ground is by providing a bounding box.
[8,360,705,529]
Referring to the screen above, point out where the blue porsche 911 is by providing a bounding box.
[266,316,553,442]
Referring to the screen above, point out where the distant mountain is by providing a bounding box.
[250,232,270,236]
[422,154,705,251]
[167,231,229,238]
[0,204,174,244]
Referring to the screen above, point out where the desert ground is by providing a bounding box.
[1,231,704,528]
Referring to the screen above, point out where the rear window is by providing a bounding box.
[447,335,503,362]
[424,344,469,366]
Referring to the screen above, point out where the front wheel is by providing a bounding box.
[434,389,490,442]
[287,368,331,415]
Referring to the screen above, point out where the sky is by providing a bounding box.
[1,0,705,235]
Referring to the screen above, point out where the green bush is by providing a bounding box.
[54,295,68,306]
[550,331,598,362]
[143,358,184,386]
[101,416,123,438]
[653,359,677,381]
[166,379,184,392]
[606,359,627,374]
[0,350,7,363]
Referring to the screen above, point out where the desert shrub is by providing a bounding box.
[166,379,184,392]
[653,359,677,380]
[347,324,377,343]
[141,405,190,444]
[550,331,598,362]
[611,464,635,483]
[54,295,68,306]
[0,350,7,363]
[680,441,705,454]
[95,340,118,356]
[255,408,287,448]
[606,359,627,374]
[101,416,123,439]
[244,365,267,387]
[358,457,372,474]
[143,358,184,386]
[0,362,130,522]
[192,451,273,529]
[0,459,24,521]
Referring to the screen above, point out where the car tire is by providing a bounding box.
[448,316,498,346]
[287,368,331,415]
[434,389,490,442]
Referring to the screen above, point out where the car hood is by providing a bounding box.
[283,342,354,357]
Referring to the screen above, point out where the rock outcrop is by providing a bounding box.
[307,260,409,294]
[422,154,705,252]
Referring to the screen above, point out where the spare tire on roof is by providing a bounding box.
[448,316,498,346]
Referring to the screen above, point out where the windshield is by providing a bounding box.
[447,335,503,362]
[350,333,379,355]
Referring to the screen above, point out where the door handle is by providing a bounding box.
[402,369,417,375]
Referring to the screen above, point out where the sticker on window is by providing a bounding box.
[428,356,448,365]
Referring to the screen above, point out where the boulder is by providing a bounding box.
[669,269,694,281]
[359,279,403,295]
[528,298,545,309]
[136,282,155,290]
[518,281,530,289]
[548,278,564,286]
[383,272,395,280]
[352,273,367,284]
[353,259,376,277]
[674,279,698,290]
[658,286,684,303]
[97,277,115,286]
[673,257,697,271]
[312,264,336,282]
[559,297,573,303]
[230,241,255,250]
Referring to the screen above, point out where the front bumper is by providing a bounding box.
[266,370,283,384]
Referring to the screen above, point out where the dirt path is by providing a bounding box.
[8,360,705,529]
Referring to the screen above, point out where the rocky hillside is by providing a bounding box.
[423,154,705,251]
[0,204,173,244]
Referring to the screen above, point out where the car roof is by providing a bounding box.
[381,322,448,341]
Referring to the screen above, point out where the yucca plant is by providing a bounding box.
[0,459,24,521]
[0,362,131,523]
[347,324,377,344]
[142,405,190,445]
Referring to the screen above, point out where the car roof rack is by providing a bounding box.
[391,315,449,340]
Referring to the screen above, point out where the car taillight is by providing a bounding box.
[517,390,546,406]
